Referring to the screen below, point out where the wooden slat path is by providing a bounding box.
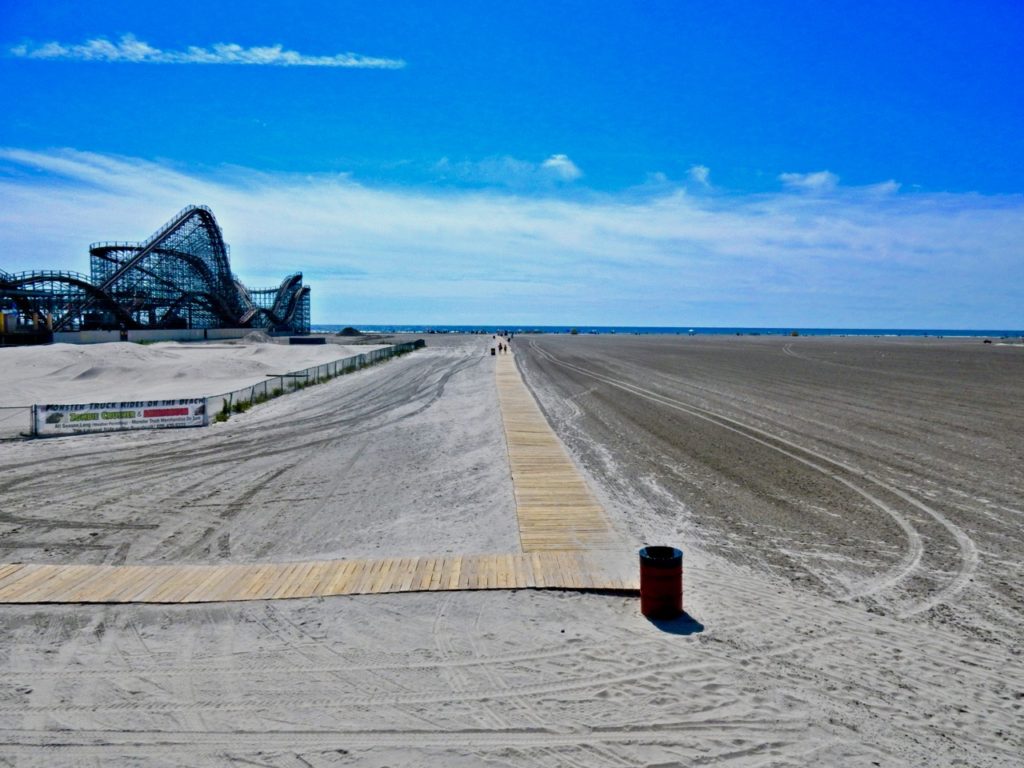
[0,551,635,603]
[0,341,638,604]
[495,347,624,552]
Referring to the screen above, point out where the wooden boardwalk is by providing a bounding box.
[0,343,637,604]
[496,348,623,552]
[0,551,634,604]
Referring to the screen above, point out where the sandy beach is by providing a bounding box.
[0,334,1020,765]
[0,336,387,406]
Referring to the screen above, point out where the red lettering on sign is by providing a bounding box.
[143,408,190,418]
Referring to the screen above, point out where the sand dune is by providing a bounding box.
[1,338,385,405]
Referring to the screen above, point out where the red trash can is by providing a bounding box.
[639,546,683,619]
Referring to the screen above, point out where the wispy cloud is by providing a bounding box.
[867,179,901,195]
[779,170,839,191]
[9,34,405,69]
[688,165,711,187]
[434,153,583,187]
[540,154,583,181]
[1,148,1021,328]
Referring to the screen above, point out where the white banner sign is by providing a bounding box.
[33,399,207,436]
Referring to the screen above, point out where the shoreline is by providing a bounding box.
[313,323,1024,338]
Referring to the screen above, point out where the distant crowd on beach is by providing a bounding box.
[490,334,513,355]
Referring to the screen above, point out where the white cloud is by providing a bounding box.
[540,154,583,181]
[435,154,582,187]
[867,179,901,195]
[779,170,840,191]
[688,165,711,187]
[1,148,1021,328]
[9,34,405,69]
[435,156,537,186]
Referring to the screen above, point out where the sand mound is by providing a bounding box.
[0,340,386,405]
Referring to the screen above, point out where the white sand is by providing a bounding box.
[0,335,1019,765]
[0,339,386,405]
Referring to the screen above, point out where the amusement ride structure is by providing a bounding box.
[0,205,310,336]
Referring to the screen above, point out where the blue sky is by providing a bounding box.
[1,1,1022,327]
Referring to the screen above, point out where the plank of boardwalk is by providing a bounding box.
[0,564,25,585]
[0,565,57,600]
[330,559,361,595]
[154,565,209,603]
[0,551,637,603]
[494,350,623,553]
[4,565,71,602]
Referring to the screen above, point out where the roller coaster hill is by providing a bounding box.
[0,205,310,345]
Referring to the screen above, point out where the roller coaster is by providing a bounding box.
[0,205,310,336]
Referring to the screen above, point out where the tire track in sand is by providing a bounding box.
[0,720,805,752]
[526,341,978,618]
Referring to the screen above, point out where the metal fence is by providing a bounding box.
[0,406,31,440]
[12,340,423,439]
[205,342,421,422]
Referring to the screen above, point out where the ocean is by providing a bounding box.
[313,324,1022,338]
